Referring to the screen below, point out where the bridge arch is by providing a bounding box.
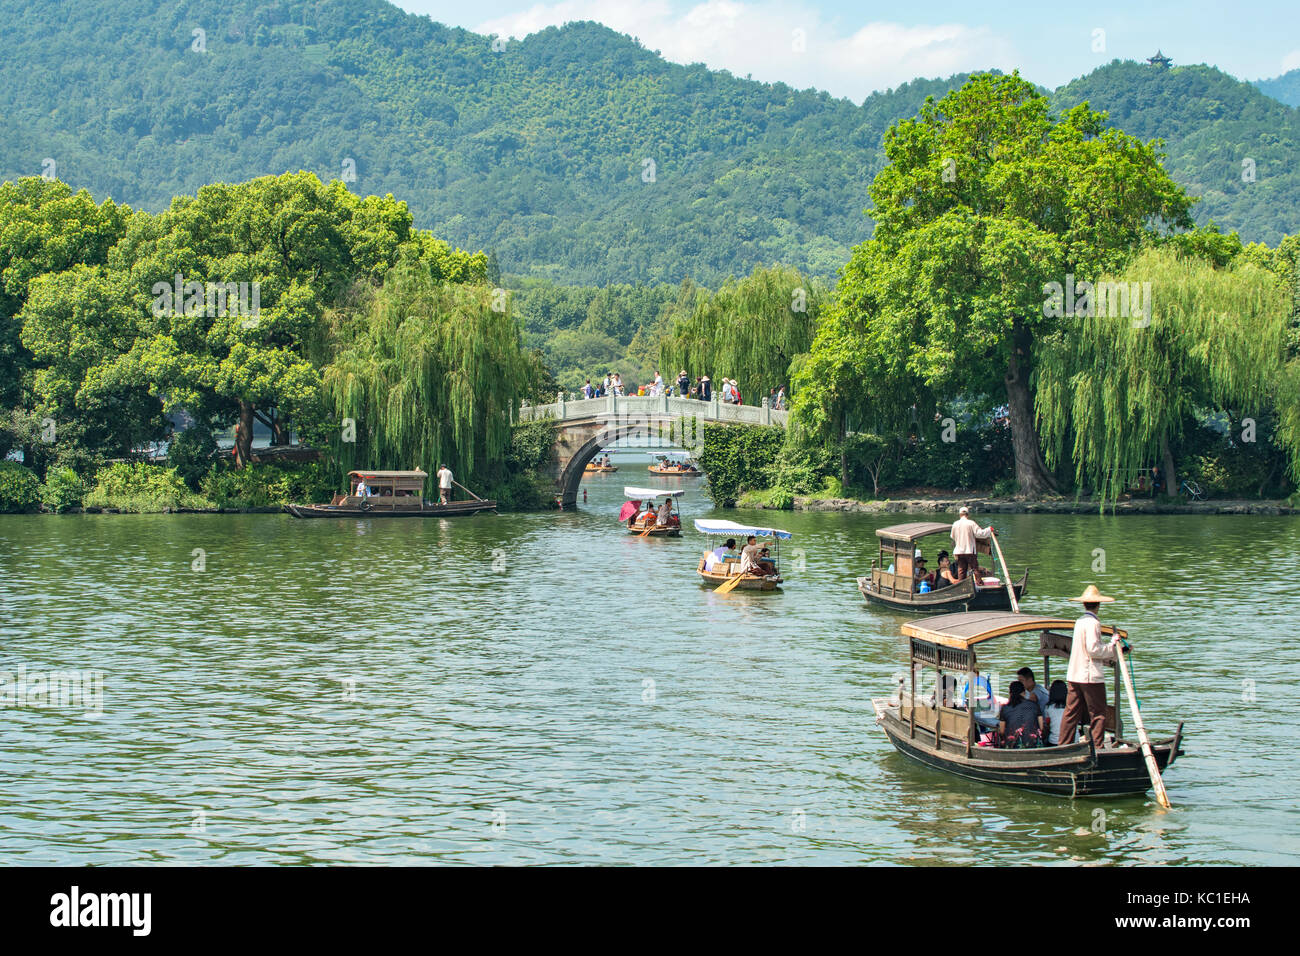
[517,393,788,508]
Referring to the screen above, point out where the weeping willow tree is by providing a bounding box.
[1035,248,1293,504]
[322,267,538,487]
[658,264,821,405]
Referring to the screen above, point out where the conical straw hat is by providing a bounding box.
[1069,584,1115,603]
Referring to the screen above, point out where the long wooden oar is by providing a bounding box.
[637,522,656,537]
[1114,636,1171,809]
[988,529,1019,613]
[714,570,745,594]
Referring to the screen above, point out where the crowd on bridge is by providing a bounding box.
[579,370,786,409]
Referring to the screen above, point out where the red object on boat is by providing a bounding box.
[618,500,640,522]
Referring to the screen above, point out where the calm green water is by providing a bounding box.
[2,453,1298,865]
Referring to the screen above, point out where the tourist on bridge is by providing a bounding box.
[677,370,690,396]
[1058,585,1122,749]
[950,506,993,580]
[699,375,712,401]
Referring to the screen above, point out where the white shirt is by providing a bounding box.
[1067,612,1116,684]
[1044,703,1066,744]
[739,543,764,574]
[950,516,991,555]
[437,467,453,490]
[705,545,728,571]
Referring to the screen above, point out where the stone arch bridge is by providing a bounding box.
[517,394,788,508]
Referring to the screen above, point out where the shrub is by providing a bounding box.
[200,461,333,508]
[697,423,785,507]
[167,426,218,491]
[39,466,85,512]
[84,462,211,513]
[0,461,41,513]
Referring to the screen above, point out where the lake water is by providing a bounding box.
[2,452,1297,865]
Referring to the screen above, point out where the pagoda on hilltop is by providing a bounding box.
[1147,50,1172,69]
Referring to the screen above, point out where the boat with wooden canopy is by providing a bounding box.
[871,611,1185,797]
[285,470,497,518]
[693,519,790,591]
[858,521,1028,613]
[648,454,700,476]
[621,487,684,536]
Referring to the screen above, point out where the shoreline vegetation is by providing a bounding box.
[4,76,1299,518]
[783,494,1299,516]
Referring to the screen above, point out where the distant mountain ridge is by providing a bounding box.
[1254,68,1300,108]
[0,0,1295,285]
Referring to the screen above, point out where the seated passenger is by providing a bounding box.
[704,538,736,572]
[998,681,1044,747]
[656,498,674,526]
[932,552,960,589]
[913,557,929,592]
[1043,680,1068,745]
[739,535,772,576]
[958,673,999,729]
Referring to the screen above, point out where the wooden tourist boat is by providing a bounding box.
[648,454,700,476]
[858,521,1028,613]
[285,470,497,519]
[585,454,618,473]
[871,611,1185,797]
[621,487,684,537]
[693,519,790,591]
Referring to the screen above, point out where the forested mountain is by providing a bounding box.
[1255,69,1300,108]
[1,1,1296,282]
[1054,61,1300,245]
[0,0,972,285]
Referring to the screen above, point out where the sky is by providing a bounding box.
[389,0,1300,102]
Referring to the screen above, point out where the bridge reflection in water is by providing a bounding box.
[517,393,789,507]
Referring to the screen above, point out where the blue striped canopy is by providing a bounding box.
[693,519,792,539]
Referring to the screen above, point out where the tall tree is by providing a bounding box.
[658,264,820,405]
[1035,248,1291,501]
[322,266,537,484]
[819,72,1193,495]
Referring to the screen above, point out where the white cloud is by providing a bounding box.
[476,0,1017,101]
[1281,49,1300,74]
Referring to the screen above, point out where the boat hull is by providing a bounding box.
[648,466,699,476]
[696,559,782,590]
[858,572,1028,613]
[876,705,1183,797]
[627,524,682,537]
[285,499,497,519]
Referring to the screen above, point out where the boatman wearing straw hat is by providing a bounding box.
[950,506,993,581]
[1058,585,1122,749]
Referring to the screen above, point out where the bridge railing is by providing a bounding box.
[517,393,788,427]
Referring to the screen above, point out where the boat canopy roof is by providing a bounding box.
[902,611,1127,650]
[625,487,685,498]
[693,518,792,539]
[876,521,953,543]
[349,470,428,479]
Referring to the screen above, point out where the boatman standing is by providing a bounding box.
[436,464,453,505]
[1058,585,1121,749]
[950,506,993,580]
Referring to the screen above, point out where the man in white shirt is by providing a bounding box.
[436,464,453,505]
[950,505,993,580]
[1058,585,1120,749]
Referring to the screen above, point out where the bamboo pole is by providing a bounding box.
[1114,636,1171,808]
[988,530,1019,613]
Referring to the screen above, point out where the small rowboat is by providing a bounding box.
[585,455,618,473]
[622,487,684,537]
[694,518,790,591]
[858,521,1028,613]
[873,611,1185,797]
[286,470,497,519]
[648,454,700,476]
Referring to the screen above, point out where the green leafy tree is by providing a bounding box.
[807,72,1194,495]
[1035,248,1291,502]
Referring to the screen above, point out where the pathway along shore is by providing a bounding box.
[787,495,1298,516]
